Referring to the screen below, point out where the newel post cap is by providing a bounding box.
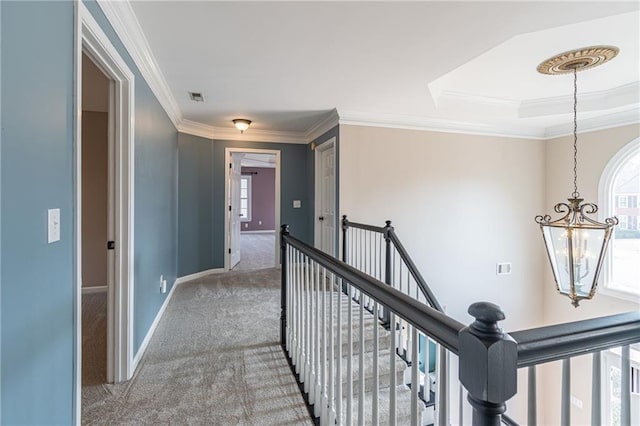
[459,302,517,404]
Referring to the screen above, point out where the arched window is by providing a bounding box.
[599,138,640,300]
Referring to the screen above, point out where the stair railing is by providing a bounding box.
[281,224,640,426]
[341,216,446,417]
[281,225,517,425]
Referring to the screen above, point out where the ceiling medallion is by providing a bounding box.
[537,46,619,75]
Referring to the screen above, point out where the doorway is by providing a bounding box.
[75,3,136,422]
[80,52,111,408]
[225,148,281,271]
[315,137,336,255]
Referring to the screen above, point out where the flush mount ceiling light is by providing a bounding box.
[232,119,252,134]
[535,46,619,308]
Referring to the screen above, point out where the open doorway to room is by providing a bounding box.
[75,4,136,421]
[80,52,111,408]
[225,149,281,271]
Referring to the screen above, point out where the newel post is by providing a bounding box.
[459,302,517,426]
[382,220,393,328]
[280,224,290,346]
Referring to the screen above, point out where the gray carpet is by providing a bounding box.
[233,232,276,272]
[82,268,312,425]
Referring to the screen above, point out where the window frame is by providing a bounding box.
[240,175,252,222]
[598,137,640,302]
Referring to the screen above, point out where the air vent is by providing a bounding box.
[189,92,204,102]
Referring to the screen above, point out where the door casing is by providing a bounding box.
[224,147,281,270]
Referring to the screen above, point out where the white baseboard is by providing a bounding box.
[175,268,225,285]
[241,230,276,234]
[82,285,107,294]
[131,278,179,369]
[130,267,225,371]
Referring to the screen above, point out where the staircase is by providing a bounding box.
[328,290,431,425]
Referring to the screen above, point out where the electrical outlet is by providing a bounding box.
[496,262,512,275]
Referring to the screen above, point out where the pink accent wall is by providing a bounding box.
[241,167,275,231]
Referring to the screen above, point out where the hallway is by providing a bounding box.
[82,268,311,425]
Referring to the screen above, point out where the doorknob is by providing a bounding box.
[319,216,324,221]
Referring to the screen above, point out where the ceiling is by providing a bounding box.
[107,1,640,141]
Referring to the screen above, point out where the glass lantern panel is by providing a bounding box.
[543,226,571,293]
[571,227,607,297]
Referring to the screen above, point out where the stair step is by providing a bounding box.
[329,348,405,396]
[340,385,425,426]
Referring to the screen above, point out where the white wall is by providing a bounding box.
[340,124,546,328]
[339,124,547,422]
[539,123,640,426]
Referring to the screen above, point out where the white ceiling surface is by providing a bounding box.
[128,1,640,139]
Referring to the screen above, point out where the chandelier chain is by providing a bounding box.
[572,69,579,199]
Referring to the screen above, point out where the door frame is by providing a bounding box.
[74,3,135,423]
[224,147,281,270]
[314,137,337,255]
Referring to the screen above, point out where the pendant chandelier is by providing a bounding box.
[535,46,619,308]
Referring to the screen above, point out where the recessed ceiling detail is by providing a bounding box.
[537,46,619,75]
[98,1,639,142]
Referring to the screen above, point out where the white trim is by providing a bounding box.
[598,137,640,303]
[75,8,136,426]
[338,110,547,140]
[82,286,108,294]
[131,277,177,369]
[520,82,640,119]
[305,109,340,142]
[241,230,276,234]
[544,108,640,139]
[178,119,308,144]
[314,137,337,255]
[96,0,181,128]
[225,148,281,271]
[175,268,225,285]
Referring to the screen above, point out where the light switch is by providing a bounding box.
[293,200,301,208]
[48,208,61,243]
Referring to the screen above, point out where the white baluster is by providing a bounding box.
[336,277,343,426]
[389,312,397,426]
[347,283,353,426]
[358,291,365,426]
[621,345,631,426]
[373,301,379,426]
[329,272,336,423]
[411,327,419,425]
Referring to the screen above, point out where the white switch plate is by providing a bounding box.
[160,275,167,294]
[48,208,61,243]
[496,262,512,275]
[293,200,301,208]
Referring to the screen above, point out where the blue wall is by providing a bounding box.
[178,133,214,276]
[1,1,179,422]
[1,2,75,423]
[177,134,312,274]
[82,0,180,357]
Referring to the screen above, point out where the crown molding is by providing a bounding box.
[178,120,308,144]
[520,82,640,119]
[544,107,640,139]
[338,110,547,140]
[305,109,340,142]
[96,0,182,127]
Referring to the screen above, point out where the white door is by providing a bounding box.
[229,153,244,268]
[315,140,336,255]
